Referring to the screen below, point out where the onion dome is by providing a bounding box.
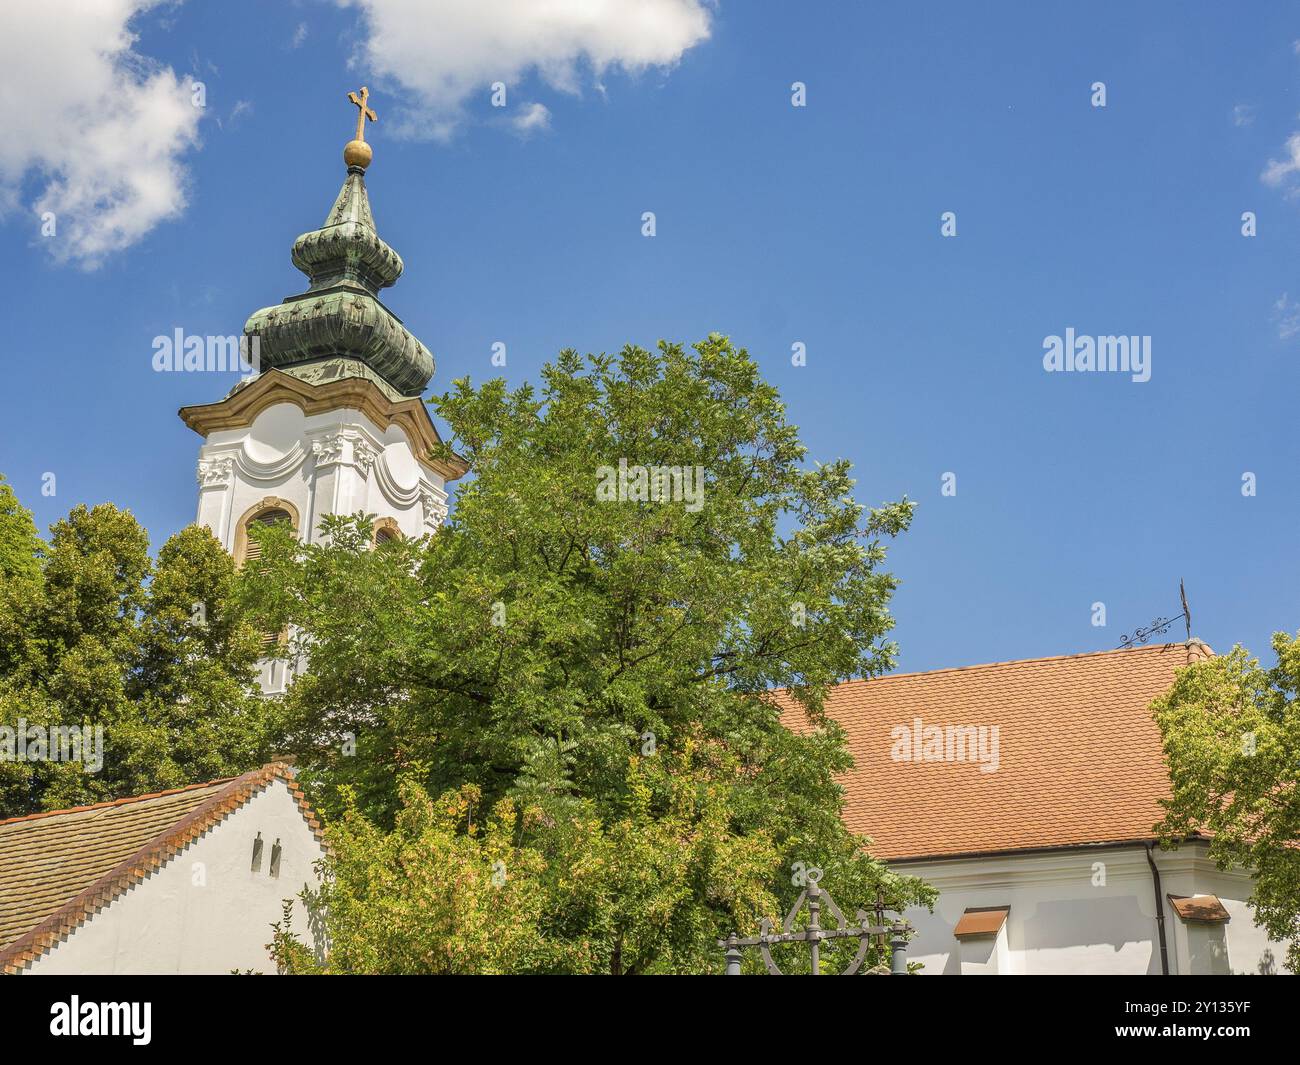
[242,90,434,398]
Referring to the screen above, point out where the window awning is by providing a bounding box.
[1167,895,1231,923]
[953,906,1010,938]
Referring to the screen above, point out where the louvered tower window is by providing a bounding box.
[234,502,298,650]
[242,507,292,564]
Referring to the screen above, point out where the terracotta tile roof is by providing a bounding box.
[0,763,323,974]
[778,642,1210,862]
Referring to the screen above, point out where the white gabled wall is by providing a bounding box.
[893,844,1291,976]
[26,779,326,975]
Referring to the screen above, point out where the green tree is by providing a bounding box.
[249,336,933,973]
[0,475,43,681]
[0,474,41,584]
[1153,631,1300,972]
[0,494,270,817]
[272,743,786,974]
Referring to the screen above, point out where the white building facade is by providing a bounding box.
[190,385,451,556]
[782,643,1294,976]
[897,843,1283,976]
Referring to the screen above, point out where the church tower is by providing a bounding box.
[179,87,465,689]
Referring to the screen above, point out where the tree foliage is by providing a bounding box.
[0,495,270,817]
[1153,631,1300,972]
[272,743,786,974]
[0,474,41,586]
[250,337,934,972]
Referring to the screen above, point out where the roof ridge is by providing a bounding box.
[780,641,1211,692]
[0,775,241,828]
[0,762,321,974]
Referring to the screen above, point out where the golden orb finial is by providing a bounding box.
[345,86,377,169]
[344,139,373,169]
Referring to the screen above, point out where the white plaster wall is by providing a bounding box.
[958,925,1010,975]
[25,780,326,975]
[1199,867,1288,976]
[195,402,447,550]
[893,845,1291,976]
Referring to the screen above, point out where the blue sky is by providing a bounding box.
[2,0,1298,674]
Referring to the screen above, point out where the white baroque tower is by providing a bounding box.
[179,87,465,690]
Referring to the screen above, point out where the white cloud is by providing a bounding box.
[340,0,712,139]
[0,1,202,268]
[227,99,254,127]
[291,21,309,48]
[511,101,551,135]
[1233,104,1255,128]
[1273,293,1300,339]
[1262,132,1300,191]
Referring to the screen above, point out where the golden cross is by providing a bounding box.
[347,86,377,142]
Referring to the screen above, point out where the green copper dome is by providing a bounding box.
[243,165,434,398]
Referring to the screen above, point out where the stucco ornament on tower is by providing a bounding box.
[197,457,233,488]
[420,486,449,531]
[310,430,380,475]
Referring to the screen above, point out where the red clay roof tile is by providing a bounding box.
[778,642,1204,861]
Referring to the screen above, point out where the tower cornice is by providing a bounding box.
[178,367,467,483]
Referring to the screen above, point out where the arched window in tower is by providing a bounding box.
[233,499,301,651]
[243,508,290,563]
[372,517,402,546]
[233,498,300,568]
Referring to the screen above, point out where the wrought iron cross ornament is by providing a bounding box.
[719,867,912,975]
[1118,579,1192,649]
